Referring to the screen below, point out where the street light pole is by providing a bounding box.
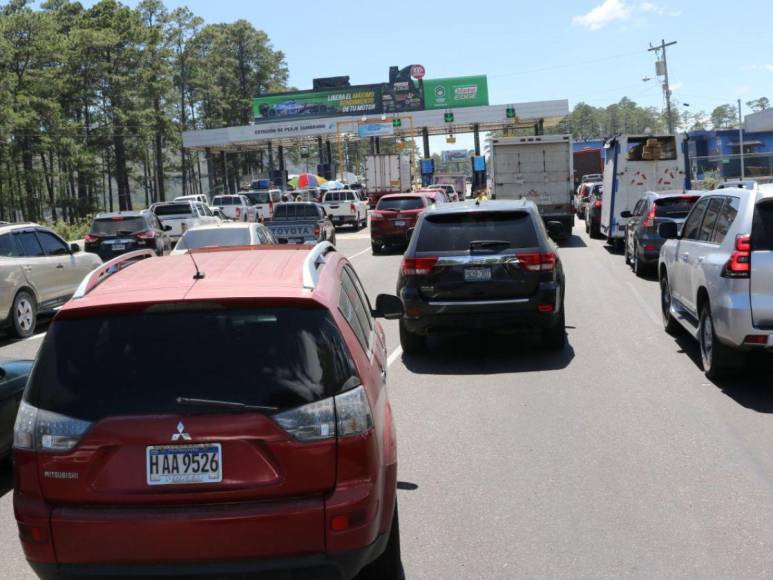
[648,39,677,134]
[737,99,745,179]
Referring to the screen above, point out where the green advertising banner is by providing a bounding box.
[253,86,382,122]
[423,76,489,110]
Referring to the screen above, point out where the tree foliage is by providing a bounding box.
[0,0,288,221]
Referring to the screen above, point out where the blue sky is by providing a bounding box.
[91,0,773,151]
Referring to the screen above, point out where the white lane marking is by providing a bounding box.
[347,247,370,260]
[625,281,661,327]
[387,346,403,368]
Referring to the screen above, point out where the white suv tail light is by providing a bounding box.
[14,401,92,453]
[273,386,373,442]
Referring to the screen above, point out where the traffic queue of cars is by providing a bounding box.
[579,178,773,379]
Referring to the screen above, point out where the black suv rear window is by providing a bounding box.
[26,308,356,422]
[377,197,424,211]
[752,201,773,251]
[416,211,539,252]
[655,195,700,219]
[91,217,147,235]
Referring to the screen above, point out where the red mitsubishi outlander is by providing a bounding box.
[13,243,403,579]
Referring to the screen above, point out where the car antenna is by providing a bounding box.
[188,251,205,280]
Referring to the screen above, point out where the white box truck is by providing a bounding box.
[490,135,574,239]
[600,134,688,243]
[365,154,412,208]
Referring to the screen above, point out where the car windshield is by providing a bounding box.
[175,228,252,250]
[416,211,538,252]
[91,217,147,235]
[25,308,356,422]
[377,197,424,211]
[153,203,193,216]
[243,192,271,204]
[655,196,700,218]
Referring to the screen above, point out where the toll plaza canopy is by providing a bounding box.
[181,100,569,152]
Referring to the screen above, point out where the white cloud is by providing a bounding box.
[572,0,632,31]
[740,64,773,73]
[638,2,681,16]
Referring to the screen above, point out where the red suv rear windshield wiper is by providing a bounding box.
[176,396,278,413]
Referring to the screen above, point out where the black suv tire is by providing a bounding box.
[399,319,426,354]
[541,303,566,350]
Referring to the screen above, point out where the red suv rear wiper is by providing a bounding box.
[176,396,278,413]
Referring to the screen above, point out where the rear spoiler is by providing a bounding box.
[73,250,156,299]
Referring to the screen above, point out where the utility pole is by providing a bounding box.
[648,39,677,134]
[737,99,745,179]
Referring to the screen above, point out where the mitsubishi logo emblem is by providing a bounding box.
[171,422,191,442]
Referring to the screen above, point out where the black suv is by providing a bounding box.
[85,210,172,261]
[396,200,566,353]
[621,191,702,276]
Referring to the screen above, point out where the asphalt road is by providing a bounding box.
[2,222,773,578]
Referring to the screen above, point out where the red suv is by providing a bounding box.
[370,193,430,254]
[13,243,404,579]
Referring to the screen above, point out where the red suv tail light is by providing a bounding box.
[722,234,751,278]
[594,199,602,209]
[84,233,98,243]
[370,212,384,221]
[135,230,157,240]
[642,204,657,228]
[273,386,372,441]
[14,401,92,453]
[516,252,556,272]
[401,256,438,276]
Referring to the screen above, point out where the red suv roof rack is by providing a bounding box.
[302,242,336,290]
[73,249,156,299]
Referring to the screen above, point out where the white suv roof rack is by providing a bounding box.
[73,250,156,299]
[302,242,335,290]
[716,180,759,191]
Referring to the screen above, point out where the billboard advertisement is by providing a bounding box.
[253,86,383,122]
[423,76,489,110]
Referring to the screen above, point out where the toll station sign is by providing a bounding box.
[423,76,489,110]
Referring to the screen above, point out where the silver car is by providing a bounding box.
[658,183,773,377]
[0,223,102,338]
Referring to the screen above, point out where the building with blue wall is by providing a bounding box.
[687,129,773,179]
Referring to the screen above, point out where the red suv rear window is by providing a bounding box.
[376,198,424,211]
[25,308,356,422]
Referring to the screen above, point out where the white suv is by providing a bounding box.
[659,183,773,377]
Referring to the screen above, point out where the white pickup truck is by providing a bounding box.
[320,189,368,229]
[150,201,220,241]
[211,194,260,222]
